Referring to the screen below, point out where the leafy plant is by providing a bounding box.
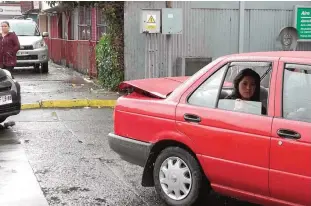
[96,34,123,91]
[46,1,124,91]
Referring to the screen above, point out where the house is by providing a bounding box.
[0,1,22,20]
[38,2,108,77]
[40,1,311,81]
[20,1,40,22]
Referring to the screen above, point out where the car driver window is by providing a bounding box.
[187,64,227,108]
[216,62,272,116]
[283,64,311,123]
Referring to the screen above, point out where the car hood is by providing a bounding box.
[17,36,42,46]
[119,76,189,99]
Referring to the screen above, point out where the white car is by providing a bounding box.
[0,18,49,73]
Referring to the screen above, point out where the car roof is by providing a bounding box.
[226,51,311,59]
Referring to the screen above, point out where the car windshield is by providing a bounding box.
[2,21,40,36]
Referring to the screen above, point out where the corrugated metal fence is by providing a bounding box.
[124,1,311,80]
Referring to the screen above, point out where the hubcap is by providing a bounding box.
[159,156,192,201]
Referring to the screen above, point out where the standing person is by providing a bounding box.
[0,21,20,73]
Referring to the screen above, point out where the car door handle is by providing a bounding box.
[277,129,301,139]
[184,114,201,123]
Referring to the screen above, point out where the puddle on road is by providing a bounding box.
[51,111,59,120]
[63,76,90,85]
[95,198,107,203]
[61,186,90,194]
[43,186,91,195]
[35,168,50,175]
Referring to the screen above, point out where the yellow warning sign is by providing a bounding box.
[146,25,156,30]
[147,15,156,23]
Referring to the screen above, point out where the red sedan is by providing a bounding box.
[108,51,311,206]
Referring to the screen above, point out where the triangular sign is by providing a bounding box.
[147,15,156,23]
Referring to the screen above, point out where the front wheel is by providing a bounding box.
[153,147,205,206]
[41,62,48,73]
[34,64,40,73]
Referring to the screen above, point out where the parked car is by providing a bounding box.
[0,19,49,73]
[0,69,20,123]
[108,51,311,206]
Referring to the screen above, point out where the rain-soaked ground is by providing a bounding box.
[12,63,119,104]
[7,108,256,206]
[3,63,257,205]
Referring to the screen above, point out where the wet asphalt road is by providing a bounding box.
[3,63,256,206]
[7,108,255,206]
[8,108,164,206]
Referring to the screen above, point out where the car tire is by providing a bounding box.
[34,64,40,73]
[153,147,205,206]
[41,62,48,73]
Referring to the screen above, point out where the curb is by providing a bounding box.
[21,99,117,110]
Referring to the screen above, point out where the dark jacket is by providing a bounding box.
[0,32,20,67]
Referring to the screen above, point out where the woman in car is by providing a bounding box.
[0,21,20,72]
[225,68,267,115]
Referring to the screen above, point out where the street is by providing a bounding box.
[0,1,308,205]
[7,108,163,206]
[1,63,255,206]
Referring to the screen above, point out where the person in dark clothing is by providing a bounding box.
[225,68,267,115]
[0,21,20,73]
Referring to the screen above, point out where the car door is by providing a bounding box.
[175,57,279,197]
[270,58,311,206]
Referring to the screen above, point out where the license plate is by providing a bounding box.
[18,51,28,55]
[0,95,12,105]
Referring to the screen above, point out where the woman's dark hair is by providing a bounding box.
[231,68,261,101]
[1,21,10,27]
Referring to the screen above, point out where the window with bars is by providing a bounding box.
[78,6,91,40]
[96,8,108,41]
[70,11,75,40]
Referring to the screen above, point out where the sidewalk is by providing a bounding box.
[0,63,119,205]
[14,62,120,109]
[0,129,48,206]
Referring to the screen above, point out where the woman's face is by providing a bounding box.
[1,23,9,34]
[238,76,256,100]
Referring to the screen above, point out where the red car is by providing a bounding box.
[108,51,311,206]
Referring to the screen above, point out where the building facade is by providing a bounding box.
[40,4,107,77]
[20,1,40,22]
[124,1,311,80]
[0,1,22,20]
[42,1,311,80]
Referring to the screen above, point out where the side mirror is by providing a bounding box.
[42,32,49,37]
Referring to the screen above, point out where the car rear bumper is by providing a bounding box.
[108,133,153,167]
[0,80,21,119]
[0,102,21,118]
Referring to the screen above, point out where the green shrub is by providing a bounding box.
[96,34,123,91]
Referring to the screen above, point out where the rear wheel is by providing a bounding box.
[153,147,206,206]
